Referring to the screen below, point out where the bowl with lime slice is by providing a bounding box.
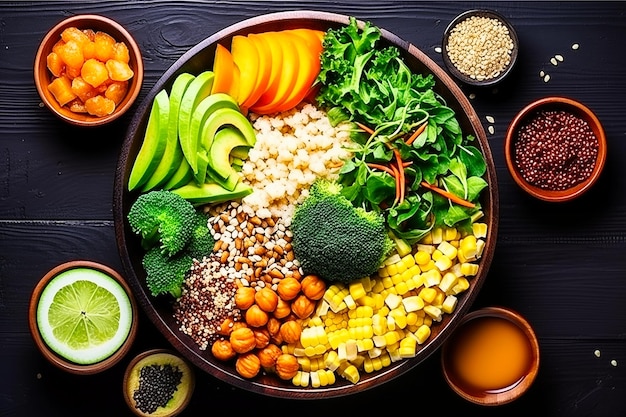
[29,260,138,374]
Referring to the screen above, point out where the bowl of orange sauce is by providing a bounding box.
[440,306,539,405]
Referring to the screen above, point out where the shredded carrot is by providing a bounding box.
[406,122,427,146]
[420,181,475,208]
[393,149,405,204]
[367,162,396,177]
[391,165,400,206]
[355,121,375,136]
[402,161,413,168]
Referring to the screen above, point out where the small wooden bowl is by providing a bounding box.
[442,9,519,87]
[441,306,540,406]
[504,97,607,202]
[123,349,195,417]
[28,260,138,375]
[34,14,144,127]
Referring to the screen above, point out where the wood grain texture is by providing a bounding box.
[1,1,625,415]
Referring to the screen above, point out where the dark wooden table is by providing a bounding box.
[2,1,625,416]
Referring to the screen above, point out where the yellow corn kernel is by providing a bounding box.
[394,281,410,295]
[378,265,389,278]
[351,354,365,369]
[413,250,431,266]
[435,255,453,272]
[389,308,407,329]
[292,371,310,387]
[371,279,385,294]
[461,262,479,277]
[383,253,402,266]
[430,227,443,244]
[420,259,437,272]
[442,295,458,314]
[432,289,445,307]
[401,254,416,269]
[473,222,488,238]
[460,235,478,260]
[450,262,463,277]
[324,350,341,371]
[439,272,459,293]
[437,240,458,259]
[391,272,404,285]
[356,338,374,352]
[311,369,335,387]
[405,312,419,326]
[340,364,360,384]
[399,335,417,358]
[450,277,470,295]
[384,293,403,310]
[431,249,443,262]
[356,295,375,309]
[476,239,486,257]
[386,263,399,277]
[381,276,394,289]
[423,315,433,327]
[415,324,431,344]
[337,340,358,361]
[372,313,387,336]
[418,287,437,304]
[402,295,424,312]
[422,269,442,288]
[443,227,458,241]
[417,243,435,254]
[385,330,402,346]
[411,273,424,289]
[349,281,366,300]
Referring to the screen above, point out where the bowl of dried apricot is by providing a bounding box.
[34,14,143,127]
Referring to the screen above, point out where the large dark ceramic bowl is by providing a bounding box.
[113,10,499,399]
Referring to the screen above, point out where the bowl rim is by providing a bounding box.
[33,14,144,127]
[113,9,499,398]
[504,96,607,202]
[441,9,519,87]
[440,306,540,406]
[28,260,139,375]
[123,349,195,417]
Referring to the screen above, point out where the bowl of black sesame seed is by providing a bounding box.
[442,9,519,87]
[504,97,607,202]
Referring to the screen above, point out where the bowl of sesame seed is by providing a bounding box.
[504,97,607,202]
[442,9,518,87]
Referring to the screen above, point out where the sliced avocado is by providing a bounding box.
[200,107,257,153]
[209,127,251,181]
[141,73,195,191]
[206,169,240,192]
[128,89,170,191]
[163,158,193,190]
[171,180,253,205]
[230,145,250,160]
[178,71,215,173]
[194,149,210,186]
[188,93,239,166]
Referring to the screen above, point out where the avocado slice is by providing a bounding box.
[141,73,195,191]
[178,71,215,173]
[171,180,253,205]
[208,127,251,181]
[128,89,170,191]
[200,107,257,153]
[163,158,193,190]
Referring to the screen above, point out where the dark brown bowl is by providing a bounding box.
[504,97,607,202]
[28,260,138,375]
[113,10,499,398]
[34,14,144,127]
[442,9,518,87]
[441,306,540,406]
[123,349,195,417]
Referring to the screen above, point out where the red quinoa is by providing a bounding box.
[513,109,598,191]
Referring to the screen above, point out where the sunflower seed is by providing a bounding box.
[486,115,495,123]
[572,43,580,50]
[555,54,564,62]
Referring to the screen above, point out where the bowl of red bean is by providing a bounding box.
[504,97,607,202]
[442,9,519,87]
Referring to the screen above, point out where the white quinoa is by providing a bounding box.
[241,102,352,223]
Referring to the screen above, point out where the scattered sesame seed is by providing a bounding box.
[572,43,580,50]
[611,359,618,367]
[555,54,564,62]
[486,115,495,123]
[469,93,476,100]
[434,46,442,53]
[550,57,558,66]
[543,74,551,83]
[539,70,545,77]
[488,125,495,135]
[594,349,601,357]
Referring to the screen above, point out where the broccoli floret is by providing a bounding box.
[291,179,393,283]
[142,246,193,298]
[186,212,215,260]
[128,190,196,256]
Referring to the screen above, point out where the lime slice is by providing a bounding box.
[36,267,133,365]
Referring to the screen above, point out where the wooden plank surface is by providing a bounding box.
[1,1,625,416]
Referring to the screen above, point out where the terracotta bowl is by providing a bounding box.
[28,260,138,375]
[442,9,519,87]
[504,97,607,202]
[441,306,540,406]
[123,349,195,417]
[113,10,499,398]
[34,14,144,127]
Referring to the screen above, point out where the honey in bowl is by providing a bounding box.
[441,307,539,405]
